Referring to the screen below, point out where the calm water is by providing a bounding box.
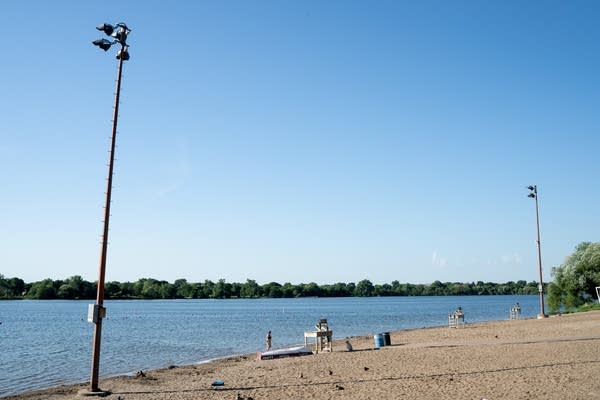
[0,295,540,397]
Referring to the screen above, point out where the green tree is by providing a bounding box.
[27,279,57,299]
[212,279,231,299]
[301,282,321,297]
[159,281,176,298]
[354,279,374,297]
[105,281,122,298]
[281,282,295,297]
[141,279,161,299]
[548,242,600,312]
[58,275,95,299]
[119,281,136,297]
[0,274,9,298]
[263,282,283,298]
[0,276,25,298]
[240,279,260,298]
[199,280,215,298]
[174,279,194,298]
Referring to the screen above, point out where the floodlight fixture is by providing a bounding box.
[96,23,114,36]
[116,46,130,61]
[93,22,131,58]
[109,23,131,45]
[92,39,112,51]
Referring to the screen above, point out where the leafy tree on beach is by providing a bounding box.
[548,242,600,312]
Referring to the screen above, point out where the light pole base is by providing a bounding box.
[78,388,111,397]
[537,314,548,319]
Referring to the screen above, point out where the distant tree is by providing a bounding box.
[354,279,374,297]
[240,279,260,298]
[374,283,393,296]
[281,282,295,298]
[159,281,176,299]
[132,279,146,297]
[141,279,161,299]
[0,275,9,298]
[27,279,57,299]
[0,276,25,298]
[174,279,194,298]
[212,279,231,299]
[105,281,122,298]
[230,282,242,298]
[301,282,321,297]
[322,282,351,297]
[119,281,136,298]
[262,282,283,298]
[200,280,215,298]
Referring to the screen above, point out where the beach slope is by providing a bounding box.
[7,310,600,400]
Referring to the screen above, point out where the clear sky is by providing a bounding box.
[1,1,598,285]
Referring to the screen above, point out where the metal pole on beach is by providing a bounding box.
[82,23,131,396]
[527,185,547,319]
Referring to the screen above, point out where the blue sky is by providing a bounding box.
[1,1,599,285]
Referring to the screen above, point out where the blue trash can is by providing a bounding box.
[383,332,391,346]
[374,334,385,348]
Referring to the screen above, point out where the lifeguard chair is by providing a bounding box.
[510,303,522,319]
[448,307,465,328]
[304,318,333,353]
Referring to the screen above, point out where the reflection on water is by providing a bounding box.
[0,295,540,396]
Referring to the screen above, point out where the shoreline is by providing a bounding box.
[5,310,600,399]
[1,295,544,397]
[0,320,451,397]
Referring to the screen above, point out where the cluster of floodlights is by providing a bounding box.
[93,23,131,60]
[527,185,537,199]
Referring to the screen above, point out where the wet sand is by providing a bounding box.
[7,310,600,400]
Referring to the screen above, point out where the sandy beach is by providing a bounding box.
[7,310,600,400]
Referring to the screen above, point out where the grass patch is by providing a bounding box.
[576,303,600,312]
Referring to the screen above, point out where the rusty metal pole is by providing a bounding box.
[89,46,125,394]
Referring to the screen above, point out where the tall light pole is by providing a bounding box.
[83,23,131,396]
[527,185,547,318]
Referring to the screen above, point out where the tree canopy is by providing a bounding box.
[0,275,541,300]
[548,242,600,312]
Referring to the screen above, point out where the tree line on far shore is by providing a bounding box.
[0,275,541,300]
[2,242,598,313]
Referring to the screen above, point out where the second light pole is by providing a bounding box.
[527,185,547,318]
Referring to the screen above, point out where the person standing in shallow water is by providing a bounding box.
[266,330,272,350]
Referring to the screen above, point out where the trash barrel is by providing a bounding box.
[374,334,385,348]
[383,332,391,346]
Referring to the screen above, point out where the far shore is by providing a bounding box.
[6,310,600,400]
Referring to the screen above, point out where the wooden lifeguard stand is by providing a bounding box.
[304,319,333,353]
[448,307,465,328]
[510,303,522,319]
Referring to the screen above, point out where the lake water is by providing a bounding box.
[0,295,541,397]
